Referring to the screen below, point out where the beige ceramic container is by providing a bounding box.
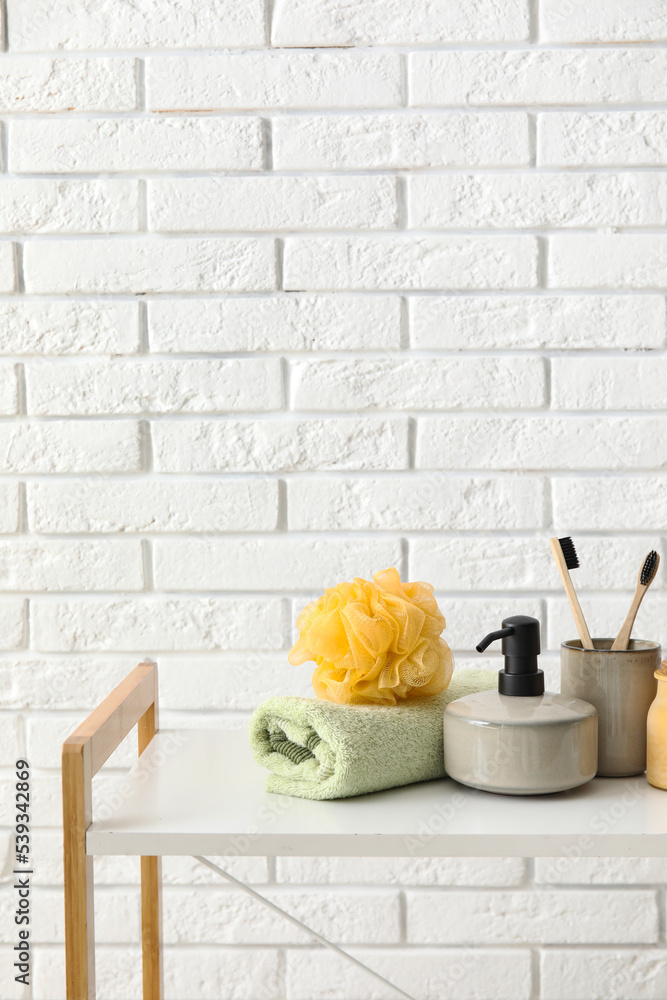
[561,639,661,777]
[444,690,598,795]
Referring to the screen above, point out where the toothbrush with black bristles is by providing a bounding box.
[549,536,594,650]
[611,549,660,651]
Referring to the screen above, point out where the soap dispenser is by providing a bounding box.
[443,615,597,795]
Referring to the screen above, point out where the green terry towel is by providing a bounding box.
[248,669,496,800]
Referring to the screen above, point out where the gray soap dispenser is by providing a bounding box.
[443,615,597,795]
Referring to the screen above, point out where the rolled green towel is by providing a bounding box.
[248,669,496,800]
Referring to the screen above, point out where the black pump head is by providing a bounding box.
[476,614,544,697]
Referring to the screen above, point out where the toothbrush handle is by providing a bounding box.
[550,539,594,649]
[611,585,645,651]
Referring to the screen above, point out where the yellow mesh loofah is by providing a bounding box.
[288,567,454,706]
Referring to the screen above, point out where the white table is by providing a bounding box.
[62,663,667,1000]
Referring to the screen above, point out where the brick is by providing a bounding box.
[536,857,667,885]
[26,887,140,944]
[28,479,279,533]
[0,420,141,473]
[291,357,545,409]
[540,0,667,42]
[148,295,402,352]
[539,112,667,166]
[407,890,658,944]
[286,947,533,1000]
[284,236,538,291]
[273,0,529,44]
[553,356,667,409]
[554,477,667,531]
[273,113,530,169]
[410,295,666,350]
[152,417,409,472]
[154,538,401,591]
[289,476,545,531]
[410,535,659,592]
[546,596,667,649]
[0,243,15,292]
[19,828,267,886]
[0,179,139,233]
[148,175,398,231]
[277,857,526,886]
[30,597,285,652]
[26,713,139,769]
[7,0,265,50]
[0,540,143,592]
[162,887,400,944]
[549,235,667,288]
[146,52,401,110]
[159,654,314,710]
[410,49,667,106]
[0,300,140,355]
[409,172,667,228]
[541,950,667,1000]
[0,363,18,414]
[418,415,667,470]
[34,945,282,1000]
[10,117,263,173]
[23,238,276,293]
[25,358,282,415]
[0,656,138,710]
[0,600,26,649]
[0,484,20,532]
[0,715,22,762]
[0,56,136,112]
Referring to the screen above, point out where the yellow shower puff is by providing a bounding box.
[288,567,454,706]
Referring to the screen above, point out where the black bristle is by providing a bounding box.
[559,536,579,571]
[641,550,658,586]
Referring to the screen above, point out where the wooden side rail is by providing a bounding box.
[62,662,163,1000]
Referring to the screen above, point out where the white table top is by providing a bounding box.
[87,729,667,858]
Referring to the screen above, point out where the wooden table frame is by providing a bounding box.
[62,662,163,1000]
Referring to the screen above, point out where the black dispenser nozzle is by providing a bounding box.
[476,614,544,697]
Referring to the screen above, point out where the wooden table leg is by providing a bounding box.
[62,662,161,1000]
[62,743,95,1000]
[139,680,164,1000]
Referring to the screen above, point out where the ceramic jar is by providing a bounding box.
[561,639,661,777]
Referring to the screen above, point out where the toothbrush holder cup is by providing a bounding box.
[561,639,661,777]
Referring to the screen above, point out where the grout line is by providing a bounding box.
[0,0,5,54]
[528,112,537,167]
[396,174,408,229]
[398,890,408,944]
[530,947,541,1000]
[281,355,290,410]
[276,479,288,532]
[263,117,274,171]
[141,539,154,591]
[17,482,27,534]
[399,296,410,349]
[400,537,409,580]
[400,52,409,107]
[139,419,153,471]
[138,300,149,353]
[275,236,284,290]
[537,235,549,288]
[13,242,24,294]
[529,0,540,45]
[15,362,26,415]
[135,58,146,112]
[407,416,417,469]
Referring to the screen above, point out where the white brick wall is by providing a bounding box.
[3,1,667,998]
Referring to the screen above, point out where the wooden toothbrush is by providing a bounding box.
[549,536,594,649]
[611,550,660,651]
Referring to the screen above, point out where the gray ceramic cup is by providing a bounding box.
[561,639,661,777]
